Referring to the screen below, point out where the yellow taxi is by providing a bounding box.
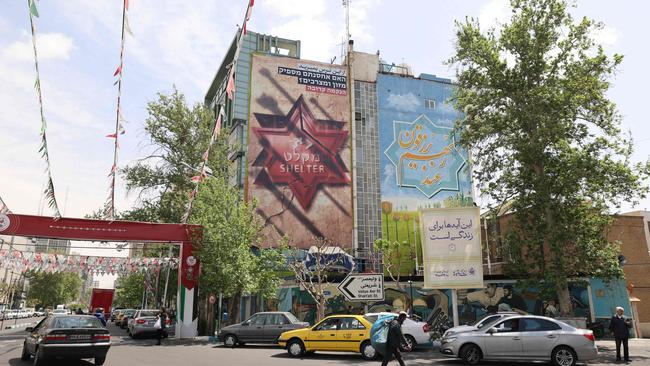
[278,314,376,360]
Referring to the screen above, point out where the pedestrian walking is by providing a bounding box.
[93,308,107,327]
[155,307,168,346]
[609,306,632,362]
[381,311,409,366]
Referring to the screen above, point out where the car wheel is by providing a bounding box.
[460,344,482,365]
[20,343,30,361]
[361,340,377,360]
[32,347,45,366]
[552,346,577,366]
[287,339,305,357]
[400,335,416,352]
[223,334,238,348]
[95,356,106,365]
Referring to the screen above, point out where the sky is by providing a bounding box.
[0,0,648,225]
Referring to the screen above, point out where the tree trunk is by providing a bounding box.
[232,292,242,324]
[316,296,326,322]
[556,277,572,317]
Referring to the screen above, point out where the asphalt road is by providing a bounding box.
[1,320,649,366]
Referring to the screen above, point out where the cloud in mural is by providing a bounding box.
[383,163,396,188]
[386,92,420,112]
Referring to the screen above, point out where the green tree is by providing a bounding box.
[374,238,414,312]
[191,177,285,324]
[120,88,228,223]
[449,0,649,315]
[114,273,145,309]
[26,272,82,308]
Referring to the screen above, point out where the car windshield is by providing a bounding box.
[52,316,102,329]
[284,313,300,323]
[124,310,136,316]
[138,311,159,318]
[480,317,508,331]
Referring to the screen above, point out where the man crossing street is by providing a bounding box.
[381,311,409,366]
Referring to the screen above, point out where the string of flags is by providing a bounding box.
[0,250,178,276]
[180,0,254,223]
[104,0,132,220]
[27,0,61,219]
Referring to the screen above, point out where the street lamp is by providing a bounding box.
[407,280,413,316]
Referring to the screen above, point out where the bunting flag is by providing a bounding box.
[104,0,131,221]
[28,0,61,219]
[0,195,11,214]
[180,0,254,222]
[0,250,179,275]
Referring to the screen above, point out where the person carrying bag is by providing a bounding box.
[155,307,168,346]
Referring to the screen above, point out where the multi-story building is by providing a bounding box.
[34,238,70,255]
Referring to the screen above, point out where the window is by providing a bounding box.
[52,316,102,329]
[425,99,436,109]
[476,315,500,328]
[245,314,266,326]
[520,318,561,332]
[340,317,366,330]
[267,314,290,326]
[315,318,342,331]
[496,318,520,333]
[285,313,299,324]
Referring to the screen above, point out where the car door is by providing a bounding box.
[338,317,367,351]
[238,314,267,342]
[26,317,49,354]
[306,318,340,351]
[520,318,561,358]
[263,314,290,342]
[483,318,524,358]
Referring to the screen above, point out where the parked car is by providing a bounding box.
[218,312,309,347]
[365,312,431,351]
[278,315,377,360]
[443,312,518,337]
[51,309,69,316]
[117,309,137,328]
[440,315,598,366]
[21,315,110,366]
[110,308,124,322]
[128,309,167,338]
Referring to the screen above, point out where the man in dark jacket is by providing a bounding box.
[381,311,408,366]
[609,306,632,362]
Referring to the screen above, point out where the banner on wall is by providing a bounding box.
[420,207,483,289]
[247,54,352,249]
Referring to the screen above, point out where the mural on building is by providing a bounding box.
[457,282,593,325]
[377,74,473,273]
[247,54,352,248]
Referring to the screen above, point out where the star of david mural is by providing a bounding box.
[384,115,467,198]
[252,95,350,210]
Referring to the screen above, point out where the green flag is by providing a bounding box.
[28,0,39,18]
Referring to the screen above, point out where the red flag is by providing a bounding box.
[246,4,253,21]
[226,71,235,100]
[106,133,117,138]
[215,115,222,136]
[243,22,247,35]
[124,0,129,10]
[202,151,209,161]
[190,175,202,183]
[249,0,254,7]
[113,65,122,76]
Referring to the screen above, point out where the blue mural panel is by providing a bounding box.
[378,73,472,210]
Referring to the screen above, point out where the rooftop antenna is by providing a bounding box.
[343,0,350,53]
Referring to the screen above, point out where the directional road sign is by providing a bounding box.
[337,273,384,301]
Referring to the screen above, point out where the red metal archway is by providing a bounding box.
[0,213,201,338]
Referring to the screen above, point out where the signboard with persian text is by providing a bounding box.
[419,207,483,289]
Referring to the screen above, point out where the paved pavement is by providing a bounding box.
[0,320,649,365]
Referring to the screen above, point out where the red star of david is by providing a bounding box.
[252,95,350,210]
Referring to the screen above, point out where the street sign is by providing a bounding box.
[337,274,384,301]
[209,294,216,304]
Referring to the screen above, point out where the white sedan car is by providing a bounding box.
[440,315,597,366]
[365,312,431,351]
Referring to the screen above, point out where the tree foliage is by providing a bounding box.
[114,273,145,309]
[26,272,82,308]
[120,88,228,223]
[449,0,649,315]
[191,177,286,320]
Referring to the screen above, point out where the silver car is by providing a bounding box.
[127,310,162,338]
[443,312,518,337]
[440,315,597,366]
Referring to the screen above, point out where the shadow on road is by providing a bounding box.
[7,358,95,366]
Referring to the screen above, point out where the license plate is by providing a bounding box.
[69,334,91,340]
